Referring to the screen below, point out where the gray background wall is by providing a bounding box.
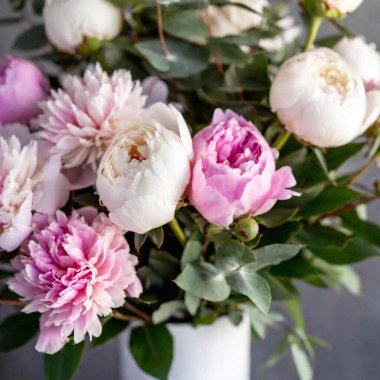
[0,0,380,379]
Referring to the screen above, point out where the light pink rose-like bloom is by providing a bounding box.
[0,56,48,124]
[8,207,142,354]
[35,63,146,189]
[0,124,69,252]
[189,110,299,227]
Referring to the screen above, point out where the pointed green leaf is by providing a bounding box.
[130,325,173,380]
[44,341,85,380]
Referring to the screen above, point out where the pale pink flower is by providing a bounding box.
[0,56,48,124]
[8,207,142,354]
[35,63,146,187]
[0,124,69,252]
[189,110,299,227]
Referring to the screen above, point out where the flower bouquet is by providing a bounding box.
[1,0,380,379]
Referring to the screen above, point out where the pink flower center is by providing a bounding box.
[205,121,263,174]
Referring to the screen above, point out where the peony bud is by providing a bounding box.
[96,103,193,234]
[0,56,48,124]
[189,109,299,228]
[43,0,123,54]
[233,217,259,242]
[301,0,363,18]
[322,0,363,15]
[270,48,380,148]
[334,37,380,91]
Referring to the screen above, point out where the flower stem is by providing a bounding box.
[304,17,323,52]
[157,3,169,57]
[169,218,186,246]
[273,131,291,151]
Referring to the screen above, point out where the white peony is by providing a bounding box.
[0,124,69,251]
[96,103,193,234]
[43,0,123,54]
[207,0,268,38]
[270,48,380,148]
[323,0,363,14]
[334,37,380,90]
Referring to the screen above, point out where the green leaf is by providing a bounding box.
[134,233,148,252]
[32,0,44,14]
[290,343,313,380]
[227,268,271,313]
[308,238,380,264]
[300,187,360,218]
[260,222,301,246]
[175,262,231,302]
[44,341,85,380]
[130,325,173,380]
[235,54,270,91]
[250,244,303,271]
[215,239,255,273]
[184,292,201,316]
[163,10,208,44]
[149,249,180,280]
[0,313,39,352]
[325,143,364,170]
[247,305,284,340]
[270,255,324,284]
[256,209,299,228]
[295,225,348,249]
[148,227,164,248]
[341,211,380,246]
[152,301,185,324]
[312,147,336,185]
[135,39,209,78]
[92,319,128,347]
[181,229,203,270]
[210,42,250,64]
[13,25,48,50]
[8,0,25,10]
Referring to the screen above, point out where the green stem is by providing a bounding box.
[169,218,186,246]
[274,131,291,151]
[304,17,323,52]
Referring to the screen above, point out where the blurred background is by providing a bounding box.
[0,0,379,379]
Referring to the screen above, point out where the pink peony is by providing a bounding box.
[35,63,146,188]
[189,109,299,227]
[8,207,142,354]
[0,124,69,252]
[0,56,48,124]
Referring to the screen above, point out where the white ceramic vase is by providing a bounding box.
[119,314,251,380]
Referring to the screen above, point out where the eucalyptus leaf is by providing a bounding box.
[184,292,201,316]
[152,300,185,324]
[227,268,271,313]
[250,244,303,271]
[135,39,209,78]
[215,239,255,273]
[163,10,208,44]
[175,262,231,302]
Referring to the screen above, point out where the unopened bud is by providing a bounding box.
[233,217,259,242]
